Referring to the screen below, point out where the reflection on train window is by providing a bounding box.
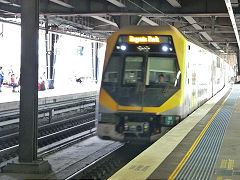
[123,56,143,85]
[146,56,179,87]
[103,56,121,83]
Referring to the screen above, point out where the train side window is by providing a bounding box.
[188,45,190,50]
[103,56,121,83]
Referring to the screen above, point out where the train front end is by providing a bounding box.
[98,26,186,143]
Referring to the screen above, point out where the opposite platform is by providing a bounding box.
[0,83,98,111]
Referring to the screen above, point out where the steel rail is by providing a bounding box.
[0,117,96,164]
[0,95,96,124]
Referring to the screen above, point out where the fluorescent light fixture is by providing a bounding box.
[0,0,10,3]
[91,16,118,27]
[200,32,213,41]
[50,0,73,8]
[183,16,202,30]
[139,16,158,26]
[106,0,126,8]
[166,0,181,7]
[211,42,221,49]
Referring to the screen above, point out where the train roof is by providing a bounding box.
[112,25,218,56]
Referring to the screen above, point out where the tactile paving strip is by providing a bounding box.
[175,87,239,180]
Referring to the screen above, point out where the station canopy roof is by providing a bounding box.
[0,0,240,54]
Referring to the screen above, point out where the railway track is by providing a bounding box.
[0,96,96,128]
[64,143,148,180]
[0,111,96,164]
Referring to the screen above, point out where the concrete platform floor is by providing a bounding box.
[0,82,99,104]
[0,136,122,179]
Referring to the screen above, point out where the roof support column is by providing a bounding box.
[45,33,58,89]
[2,0,51,174]
[237,51,240,75]
[19,0,39,163]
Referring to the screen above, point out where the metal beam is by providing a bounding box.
[0,0,10,3]
[138,16,158,26]
[183,16,202,30]
[166,0,181,8]
[183,30,234,34]
[44,12,229,17]
[184,16,221,49]
[91,16,118,27]
[201,41,237,43]
[106,0,126,8]
[49,0,73,8]
[225,0,240,51]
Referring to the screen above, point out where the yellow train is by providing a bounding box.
[97,25,233,143]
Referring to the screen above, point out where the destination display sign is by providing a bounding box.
[128,35,160,44]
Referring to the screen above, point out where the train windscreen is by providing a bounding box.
[102,35,180,108]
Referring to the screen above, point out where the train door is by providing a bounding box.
[184,43,192,115]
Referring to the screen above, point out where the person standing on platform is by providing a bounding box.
[0,66,4,92]
[10,74,18,92]
[42,72,48,89]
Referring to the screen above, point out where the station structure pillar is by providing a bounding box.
[92,42,99,83]
[45,29,58,89]
[238,51,240,75]
[2,0,51,174]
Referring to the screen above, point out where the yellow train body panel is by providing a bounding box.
[100,25,186,114]
[99,88,118,112]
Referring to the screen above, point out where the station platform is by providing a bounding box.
[0,82,99,111]
[110,84,240,180]
[0,136,121,180]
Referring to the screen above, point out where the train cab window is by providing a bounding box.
[146,56,180,87]
[103,56,121,83]
[123,56,143,85]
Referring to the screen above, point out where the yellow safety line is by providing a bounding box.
[227,159,234,170]
[220,159,227,169]
[168,93,231,180]
[216,176,223,180]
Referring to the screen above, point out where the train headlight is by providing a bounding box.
[120,45,127,51]
[162,45,169,52]
[124,123,129,130]
[143,122,149,132]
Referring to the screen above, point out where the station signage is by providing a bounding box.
[128,35,160,44]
